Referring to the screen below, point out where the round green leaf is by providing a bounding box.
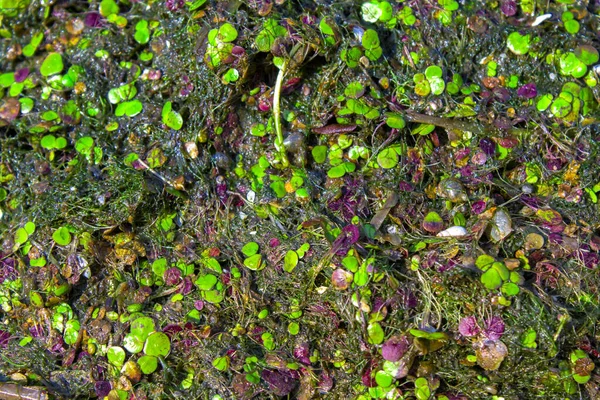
[138,355,158,374]
[377,147,399,169]
[63,319,80,345]
[107,346,126,368]
[130,316,156,340]
[115,100,143,117]
[362,29,380,49]
[385,113,406,129]
[52,226,72,246]
[144,332,171,357]
[123,332,145,354]
[501,282,520,296]
[425,65,443,79]
[575,45,599,66]
[283,250,299,273]
[241,242,259,256]
[40,53,64,77]
[218,23,238,42]
[375,370,394,388]
[288,322,300,335]
[312,145,328,164]
[327,164,347,178]
[481,268,502,290]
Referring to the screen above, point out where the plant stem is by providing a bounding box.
[273,60,290,168]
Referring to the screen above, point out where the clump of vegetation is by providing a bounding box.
[1,0,600,399]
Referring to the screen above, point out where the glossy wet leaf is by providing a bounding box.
[40,53,63,77]
[63,319,80,345]
[144,332,170,357]
[506,32,530,55]
[575,45,599,66]
[162,101,183,130]
[218,23,237,42]
[107,346,126,368]
[362,29,380,49]
[123,332,145,354]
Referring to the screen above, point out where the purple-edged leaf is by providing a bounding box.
[458,316,480,337]
[423,211,443,233]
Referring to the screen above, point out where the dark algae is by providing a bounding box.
[1,0,600,399]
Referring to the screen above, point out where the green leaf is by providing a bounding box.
[409,329,448,341]
[123,332,145,354]
[222,68,239,84]
[40,53,64,77]
[134,20,150,44]
[425,65,443,79]
[328,163,348,178]
[481,268,502,290]
[100,0,119,16]
[63,319,80,345]
[107,346,126,368]
[385,113,405,129]
[520,328,537,349]
[14,227,28,245]
[130,316,156,340]
[242,242,259,256]
[361,2,382,23]
[144,332,171,357]
[362,29,380,49]
[288,322,300,335]
[367,322,384,344]
[115,100,143,117]
[162,102,183,130]
[195,274,218,290]
[212,356,230,371]
[218,23,238,42]
[501,282,520,296]
[575,45,599,66]
[138,355,158,374]
[319,18,335,36]
[244,254,263,271]
[412,123,435,136]
[283,250,299,273]
[52,226,72,246]
[506,32,531,55]
[377,147,399,169]
[312,145,328,164]
[375,370,394,388]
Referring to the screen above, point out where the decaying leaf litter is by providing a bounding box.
[1,0,600,398]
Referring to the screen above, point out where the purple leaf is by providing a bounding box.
[458,316,480,337]
[501,0,517,16]
[293,342,311,365]
[261,369,297,396]
[94,381,111,398]
[332,224,360,256]
[164,267,182,286]
[517,83,537,99]
[483,316,505,340]
[381,335,410,362]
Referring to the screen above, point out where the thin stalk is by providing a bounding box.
[273,61,290,168]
